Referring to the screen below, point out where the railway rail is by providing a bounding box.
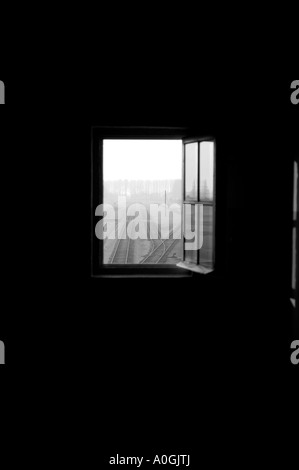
[140,226,181,264]
[108,215,181,265]
[109,220,134,264]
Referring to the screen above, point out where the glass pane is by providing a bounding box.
[185,143,198,201]
[184,203,198,264]
[103,139,183,264]
[200,141,214,201]
[200,205,214,268]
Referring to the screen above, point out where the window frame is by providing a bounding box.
[91,127,215,278]
[181,136,216,271]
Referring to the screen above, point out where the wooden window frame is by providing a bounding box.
[178,137,216,273]
[91,127,216,278]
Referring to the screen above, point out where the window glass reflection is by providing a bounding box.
[200,205,213,268]
[185,143,198,201]
[200,141,214,202]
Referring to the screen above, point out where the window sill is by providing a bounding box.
[93,274,193,278]
[176,261,214,275]
[92,265,193,278]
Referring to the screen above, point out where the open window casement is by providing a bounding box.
[177,137,216,274]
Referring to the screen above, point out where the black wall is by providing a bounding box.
[80,74,298,445]
[1,48,298,458]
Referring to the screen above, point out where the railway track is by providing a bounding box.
[140,226,181,264]
[109,220,133,264]
[109,215,181,265]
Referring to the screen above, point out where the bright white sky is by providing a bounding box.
[104,140,182,181]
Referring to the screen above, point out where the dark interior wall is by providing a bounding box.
[2,53,297,393]
[2,70,295,381]
[84,77,297,402]
[1,18,298,459]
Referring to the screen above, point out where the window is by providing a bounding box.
[103,139,182,265]
[91,128,216,277]
[177,138,216,274]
